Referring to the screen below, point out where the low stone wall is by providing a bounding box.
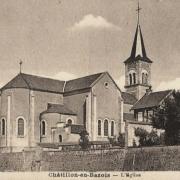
[41,149,125,171]
[1,146,180,171]
[123,145,180,171]
[0,148,125,171]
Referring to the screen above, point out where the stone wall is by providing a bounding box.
[123,146,180,171]
[0,148,125,172]
[41,149,125,171]
[1,146,180,171]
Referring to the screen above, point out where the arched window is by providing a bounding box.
[111,121,114,136]
[133,73,136,84]
[59,135,62,142]
[145,74,148,84]
[67,119,72,125]
[1,118,5,135]
[98,120,101,136]
[129,74,132,85]
[104,119,108,136]
[142,73,145,84]
[41,120,46,136]
[17,118,24,136]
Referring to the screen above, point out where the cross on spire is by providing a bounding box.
[19,60,23,73]
[136,1,142,24]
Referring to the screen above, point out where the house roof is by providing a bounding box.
[41,103,76,116]
[132,90,173,110]
[64,72,104,92]
[124,24,152,64]
[70,124,85,134]
[1,73,65,93]
[122,92,137,105]
[123,113,135,121]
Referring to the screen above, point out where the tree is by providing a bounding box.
[151,90,180,145]
[134,128,161,146]
[79,130,90,150]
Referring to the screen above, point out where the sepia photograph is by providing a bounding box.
[0,0,180,179]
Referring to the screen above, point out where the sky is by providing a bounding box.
[0,0,180,91]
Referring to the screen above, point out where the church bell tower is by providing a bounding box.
[124,2,153,100]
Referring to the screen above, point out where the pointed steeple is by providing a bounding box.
[130,24,147,58]
[124,2,152,64]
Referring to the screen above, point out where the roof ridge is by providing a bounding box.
[150,89,173,93]
[21,73,65,82]
[66,71,106,83]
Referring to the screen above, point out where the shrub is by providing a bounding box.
[108,133,125,147]
[160,132,165,145]
[132,139,137,147]
[117,133,125,147]
[108,137,116,146]
[79,130,90,150]
[135,128,161,147]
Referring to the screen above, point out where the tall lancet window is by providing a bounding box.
[104,119,108,136]
[1,118,6,135]
[41,120,46,136]
[133,73,136,84]
[142,73,145,84]
[111,121,114,136]
[17,118,24,136]
[145,74,148,84]
[98,120,101,136]
[129,74,132,85]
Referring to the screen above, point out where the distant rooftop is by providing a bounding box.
[132,90,173,110]
[122,92,137,105]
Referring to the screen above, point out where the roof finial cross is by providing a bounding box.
[19,60,23,73]
[136,1,142,24]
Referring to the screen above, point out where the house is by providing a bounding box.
[126,89,173,146]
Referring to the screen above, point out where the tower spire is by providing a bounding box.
[124,1,152,63]
[136,1,142,25]
[19,60,23,73]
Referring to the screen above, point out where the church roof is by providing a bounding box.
[122,92,137,105]
[132,90,173,110]
[64,72,103,92]
[1,73,65,93]
[1,72,105,93]
[41,103,76,115]
[1,71,123,95]
[124,24,152,64]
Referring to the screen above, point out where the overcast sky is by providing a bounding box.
[0,0,180,91]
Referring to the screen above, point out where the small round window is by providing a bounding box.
[104,82,109,88]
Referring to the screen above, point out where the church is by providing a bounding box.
[0,5,172,151]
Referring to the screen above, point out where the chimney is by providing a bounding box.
[146,86,152,95]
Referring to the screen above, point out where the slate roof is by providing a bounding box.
[124,24,152,64]
[64,72,103,92]
[122,92,137,105]
[41,103,76,116]
[1,73,65,93]
[132,90,173,110]
[1,72,105,93]
[123,113,135,121]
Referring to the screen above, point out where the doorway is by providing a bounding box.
[59,135,62,142]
